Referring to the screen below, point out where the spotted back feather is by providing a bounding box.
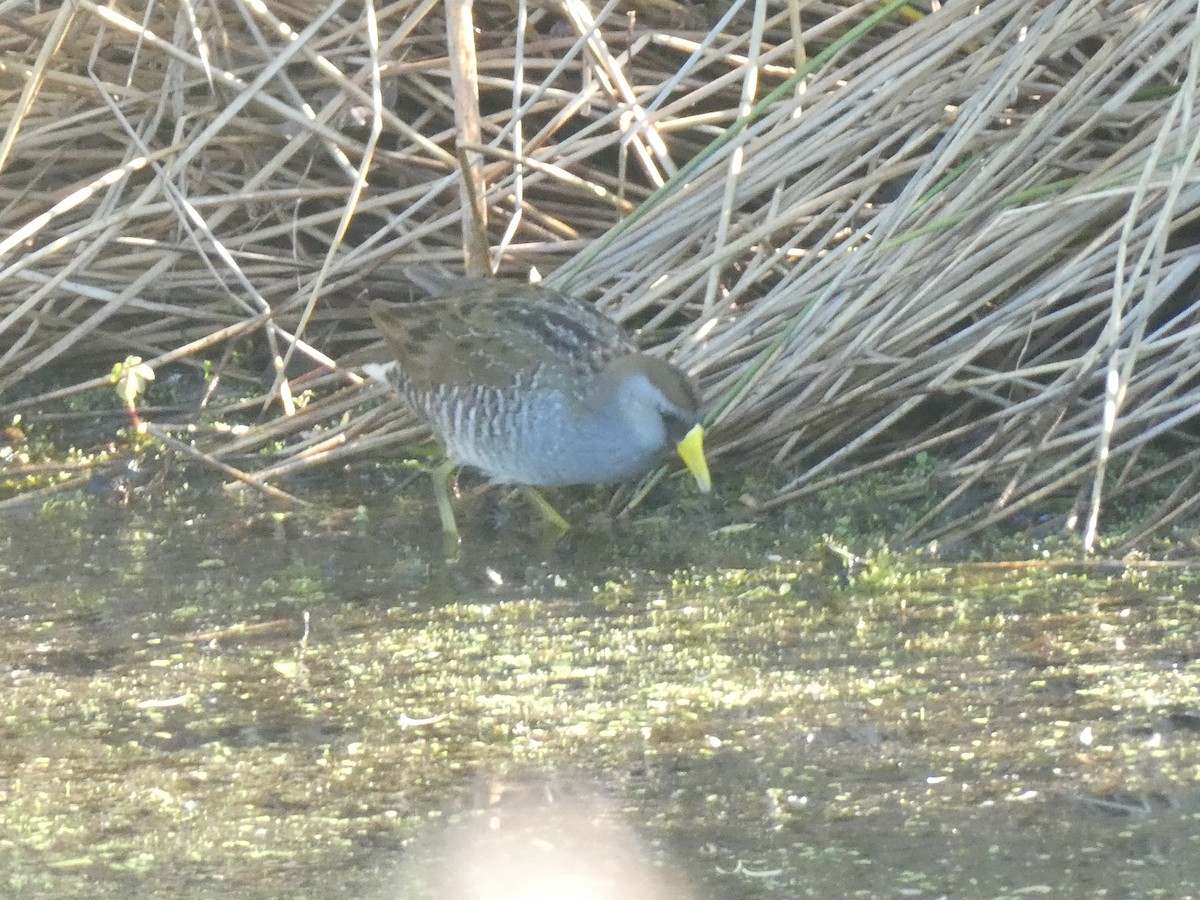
[369,278,635,394]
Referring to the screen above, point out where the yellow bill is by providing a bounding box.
[675,423,712,493]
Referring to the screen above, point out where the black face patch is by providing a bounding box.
[663,409,699,444]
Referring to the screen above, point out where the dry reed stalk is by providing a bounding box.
[1,0,1198,549]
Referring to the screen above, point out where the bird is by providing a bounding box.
[364,269,711,538]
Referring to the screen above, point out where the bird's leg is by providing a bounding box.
[430,457,461,545]
[520,486,570,539]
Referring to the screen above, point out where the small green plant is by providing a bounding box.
[110,356,155,430]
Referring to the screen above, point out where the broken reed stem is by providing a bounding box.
[143,424,310,506]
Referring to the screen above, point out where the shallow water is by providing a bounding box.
[1,486,1199,898]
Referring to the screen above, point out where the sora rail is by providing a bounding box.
[366,270,711,537]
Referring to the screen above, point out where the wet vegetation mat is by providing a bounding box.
[1,492,1198,898]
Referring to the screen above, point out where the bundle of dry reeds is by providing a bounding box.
[2,0,1199,549]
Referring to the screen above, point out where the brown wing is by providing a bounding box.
[369,279,636,392]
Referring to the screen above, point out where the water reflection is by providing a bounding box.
[392,773,692,899]
[2,498,1199,897]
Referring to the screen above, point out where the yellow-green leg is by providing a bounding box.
[430,458,460,543]
[520,486,570,539]
[430,463,568,545]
